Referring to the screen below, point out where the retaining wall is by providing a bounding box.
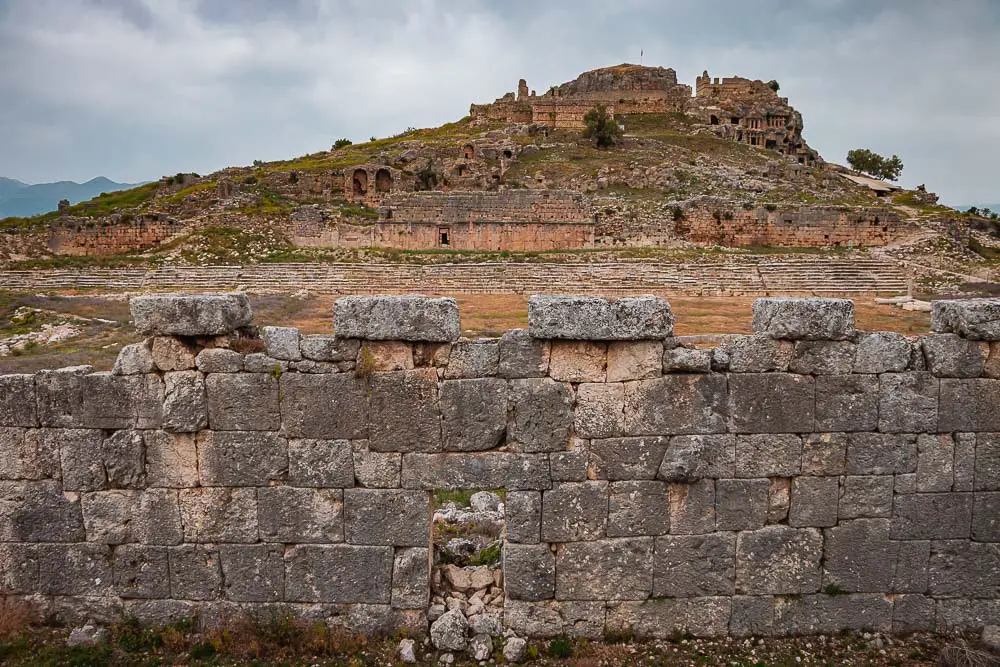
[1,294,998,639]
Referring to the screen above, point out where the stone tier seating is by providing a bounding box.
[1,293,998,639]
[0,258,908,295]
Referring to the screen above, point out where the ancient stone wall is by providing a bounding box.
[381,191,591,225]
[1,293,999,639]
[45,215,185,256]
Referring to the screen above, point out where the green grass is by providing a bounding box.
[161,181,216,205]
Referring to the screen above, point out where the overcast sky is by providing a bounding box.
[0,0,997,205]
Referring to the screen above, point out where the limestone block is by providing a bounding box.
[498,329,550,378]
[36,543,113,596]
[751,297,855,341]
[922,334,987,377]
[195,347,244,373]
[878,372,939,433]
[986,342,1000,378]
[130,293,252,336]
[60,429,144,492]
[815,375,878,432]
[931,298,1000,340]
[728,374,814,433]
[508,377,573,452]
[299,335,359,363]
[735,525,822,594]
[574,383,624,439]
[788,341,856,375]
[768,478,791,524]
[444,339,499,379]
[343,489,429,546]
[243,353,288,374]
[976,433,1000,490]
[0,427,58,480]
[917,433,955,492]
[162,371,207,433]
[430,608,469,651]
[334,295,460,342]
[890,492,972,539]
[49,372,162,431]
[893,595,936,634]
[590,435,670,480]
[197,431,287,486]
[503,599,605,639]
[412,341,451,368]
[973,492,1000,541]
[625,374,727,435]
[893,540,930,592]
[258,487,344,543]
[284,544,393,603]
[716,479,769,531]
[168,545,222,600]
[772,594,891,635]
[151,337,196,372]
[548,341,607,382]
[652,533,735,597]
[206,373,280,431]
[369,369,441,453]
[726,335,793,373]
[528,294,673,340]
[506,491,541,544]
[35,366,92,428]
[439,378,507,452]
[955,432,977,492]
[113,545,170,599]
[279,373,368,440]
[112,341,155,376]
[82,489,182,545]
[219,544,284,602]
[0,480,84,542]
[555,538,653,600]
[361,341,413,372]
[839,476,893,519]
[928,540,1000,597]
[801,432,847,476]
[853,332,913,373]
[668,479,716,535]
[144,431,198,488]
[735,434,802,478]
[939,378,1000,432]
[260,326,301,361]
[730,596,775,637]
[178,487,259,543]
[401,453,550,490]
[541,482,608,542]
[392,547,429,609]
[656,434,735,482]
[504,543,555,601]
[788,476,839,527]
[895,473,917,494]
[288,438,355,487]
[605,597,731,639]
[607,341,662,381]
[352,440,401,488]
[846,433,917,474]
[0,375,36,428]
[936,599,1000,634]
[550,438,588,482]
[661,345,712,373]
[608,480,670,537]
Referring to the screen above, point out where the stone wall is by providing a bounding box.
[2,293,999,640]
[46,215,185,256]
[380,191,591,225]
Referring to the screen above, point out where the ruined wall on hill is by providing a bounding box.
[45,215,185,256]
[1,293,999,638]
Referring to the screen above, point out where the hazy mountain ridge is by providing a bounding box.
[0,176,142,218]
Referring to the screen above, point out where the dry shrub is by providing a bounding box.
[203,612,367,661]
[0,597,35,639]
[939,640,1000,667]
[229,335,265,355]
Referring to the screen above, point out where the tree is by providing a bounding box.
[846,148,904,181]
[333,138,352,150]
[582,105,623,148]
[767,80,780,93]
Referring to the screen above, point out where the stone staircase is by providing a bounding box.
[0,258,909,296]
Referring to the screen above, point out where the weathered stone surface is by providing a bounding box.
[243,353,288,374]
[931,298,1000,340]
[151,337,197,372]
[60,429,144,491]
[939,378,1000,432]
[35,366,91,428]
[730,596,774,637]
[726,335,793,373]
[0,427,58,480]
[391,547,428,609]
[917,433,955,492]
[891,492,972,539]
[773,594,892,635]
[206,373,280,431]
[662,343,712,373]
[36,543,113,596]
[279,373,368,440]
[343,489,428,546]
[822,519,895,592]
[668,479,716,535]
[498,329,550,378]
[815,375,877,432]
[735,525,822,594]
[608,480,670,537]
[506,491,541,544]
[853,332,912,373]
[788,476,839,527]
[893,595,936,634]
[954,433,976,492]
[401,453,550,490]
[975,433,1000,491]
[351,440,401,488]
[131,293,252,336]
[922,334,988,378]
[178,487,258,543]
[936,599,1000,633]
[973,492,1000,541]
[503,599,605,638]
[541,482,608,542]
[588,436,668,480]
[878,372,939,433]
[284,544,393,603]
[548,341,606,382]
[287,438,354,487]
[839,475,893,519]
[258,487,343,543]
[605,598,732,639]
[607,340,662,381]
[444,339,499,378]
[555,538,652,600]
[846,433,917,474]
[716,479,768,531]
[505,543,555,601]
[752,298,855,341]
[735,434,801,478]
[113,341,156,376]
[220,544,283,602]
[728,374,813,433]
[928,540,1000,597]
[801,432,847,476]
[439,378,507,452]
[162,371,207,433]
[788,341,856,375]
[198,431,287,485]
[653,533,735,597]
[508,378,573,452]
[167,545,222,600]
[625,374,727,435]
[82,489,182,545]
[334,295,460,342]
[196,349,244,374]
[656,434,734,482]
[528,294,673,340]
[299,335,359,362]
[361,341,414,373]
[0,480,84,542]
[369,370,441,453]
[768,478,791,524]
[893,539,930,593]
[0,375,36,428]
[574,383,624,439]
[550,438,588,482]
[144,431,198,488]
[261,326,302,361]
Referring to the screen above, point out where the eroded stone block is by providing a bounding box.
[498,329,549,378]
[440,378,507,452]
[206,373,280,431]
[931,298,1000,340]
[607,480,669,537]
[528,294,673,340]
[752,297,855,341]
[574,383,624,439]
[369,369,441,453]
[716,479,768,531]
[178,487,259,543]
[853,332,912,373]
[401,453,550,490]
[607,340,662,381]
[334,295,460,342]
[343,489,428,546]
[668,479,715,535]
[392,547,429,609]
[258,487,344,543]
[220,544,284,602]
[508,378,573,452]
[591,436,670,480]
[541,482,608,542]
[625,374,727,435]
[735,525,822,595]
[198,431,287,486]
[284,544,393,603]
[279,373,369,440]
[555,538,652,600]
[505,543,555,601]
[162,371,207,433]
[727,374,813,433]
[444,339,499,379]
[288,438,355,487]
[131,293,252,336]
[653,533,735,597]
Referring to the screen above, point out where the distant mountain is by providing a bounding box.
[0,176,143,218]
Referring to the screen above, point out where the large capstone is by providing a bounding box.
[527,295,673,340]
[751,298,855,341]
[130,293,252,336]
[334,295,460,342]
[932,299,1000,341]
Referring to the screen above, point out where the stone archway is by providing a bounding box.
[353,169,368,196]
[375,168,392,194]
[463,144,475,159]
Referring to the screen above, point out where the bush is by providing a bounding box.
[333,138,353,150]
[671,206,684,221]
[767,79,780,92]
[582,105,623,149]
[548,637,574,659]
[847,148,903,181]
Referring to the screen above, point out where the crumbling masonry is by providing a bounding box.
[1,293,999,638]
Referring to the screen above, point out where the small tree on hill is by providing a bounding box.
[847,148,904,181]
[583,105,623,148]
[767,80,780,93]
[333,138,352,150]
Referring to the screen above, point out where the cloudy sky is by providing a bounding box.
[0,0,997,205]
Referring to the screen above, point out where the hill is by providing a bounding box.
[0,176,142,218]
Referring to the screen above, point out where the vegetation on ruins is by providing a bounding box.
[582,105,623,148]
[767,79,780,92]
[847,148,904,181]
[333,137,353,149]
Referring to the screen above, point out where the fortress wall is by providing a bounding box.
[46,216,185,256]
[381,191,592,224]
[1,293,998,637]
[367,221,594,251]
